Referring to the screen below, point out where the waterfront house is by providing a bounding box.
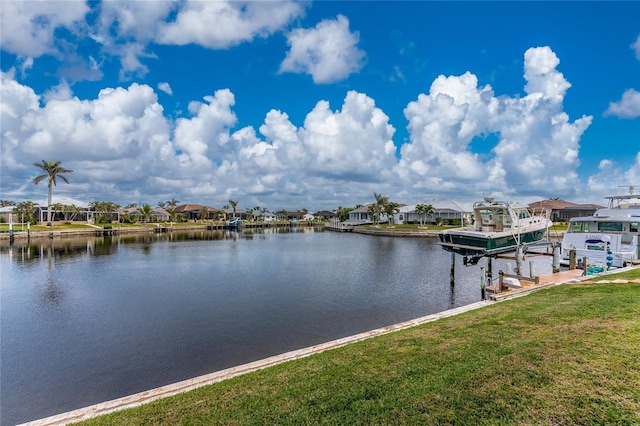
[174,204,221,221]
[528,199,603,223]
[347,204,388,224]
[314,210,336,220]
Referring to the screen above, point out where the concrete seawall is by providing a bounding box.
[20,300,493,426]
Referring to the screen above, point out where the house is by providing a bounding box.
[314,210,336,220]
[393,202,466,225]
[347,204,388,224]
[302,213,315,221]
[262,212,277,222]
[221,208,248,220]
[528,200,603,223]
[120,207,170,222]
[393,205,415,225]
[174,204,221,221]
[286,211,305,220]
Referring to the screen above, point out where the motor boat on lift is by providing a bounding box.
[437,196,552,261]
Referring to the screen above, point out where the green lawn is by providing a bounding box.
[78,269,640,425]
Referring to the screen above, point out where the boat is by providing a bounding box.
[224,218,243,228]
[437,197,552,259]
[561,187,640,268]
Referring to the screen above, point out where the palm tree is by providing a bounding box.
[369,193,389,226]
[63,204,82,222]
[229,199,238,219]
[138,203,153,223]
[245,208,254,222]
[384,201,400,226]
[90,201,120,224]
[415,203,434,228]
[367,203,381,226]
[198,206,208,221]
[33,160,73,226]
[1,200,15,207]
[12,201,37,225]
[157,201,167,209]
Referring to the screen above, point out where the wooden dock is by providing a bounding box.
[488,268,594,301]
[324,219,354,232]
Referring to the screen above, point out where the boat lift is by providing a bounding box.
[446,240,562,300]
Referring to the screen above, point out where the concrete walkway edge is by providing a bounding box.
[21,300,493,426]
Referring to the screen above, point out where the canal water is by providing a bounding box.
[0,227,555,425]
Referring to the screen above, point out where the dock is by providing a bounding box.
[324,219,354,232]
[486,267,625,301]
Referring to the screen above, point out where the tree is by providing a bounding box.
[336,206,352,222]
[138,203,153,223]
[198,206,208,221]
[245,208,254,222]
[12,201,37,225]
[1,200,16,207]
[166,208,176,222]
[167,198,180,208]
[415,203,434,228]
[384,201,400,226]
[90,201,120,224]
[367,203,381,226]
[33,160,73,226]
[369,193,389,226]
[63,204,82,222]
[157,201,167,209]
[51,203,64,222]
[229,199,238,218]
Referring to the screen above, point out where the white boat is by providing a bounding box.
[224,218,243,227]
[561,187,640,268]
[438,197,552,259]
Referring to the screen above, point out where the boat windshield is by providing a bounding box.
[598,222,623,232]
[569,221,592,232]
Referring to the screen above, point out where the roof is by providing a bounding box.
[174,204,219,213]
[528,199,604,210]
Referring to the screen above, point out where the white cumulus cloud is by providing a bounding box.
[157,0,305,48]
[158,82,173,95]
[397,46,592,200]
[280,15,365,84]
[0,0,89,58]
[604,88,640,119]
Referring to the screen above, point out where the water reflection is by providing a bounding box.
[0,226,326,264]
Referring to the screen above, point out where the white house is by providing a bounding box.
[262,212,277,222]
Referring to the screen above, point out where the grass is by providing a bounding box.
[0,223,96,231]
[78,269,640,425]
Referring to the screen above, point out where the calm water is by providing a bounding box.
[1,227,554,425]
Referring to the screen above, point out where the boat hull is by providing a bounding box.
[438,228,548,256]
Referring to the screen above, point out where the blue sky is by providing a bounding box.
[1,1,639,211]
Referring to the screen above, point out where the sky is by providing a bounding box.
[1,1,639,212]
